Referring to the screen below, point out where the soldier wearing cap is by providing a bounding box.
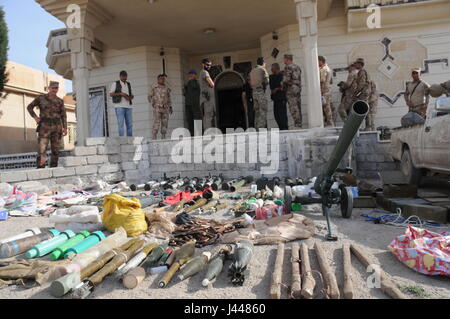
[184,69,201,136]
[338,63,358,122]
[250,57,270,129]
[27,81,67,168]
[149,74,172,140]
[199,58,216,130]
[283,54,302,128]
[404,68,430,118]
[318,55,334,127]
[351,58,371,105]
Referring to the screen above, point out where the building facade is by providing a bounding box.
[0,61,77,155]
[38,0,450,145]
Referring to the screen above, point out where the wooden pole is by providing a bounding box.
[291,243,302,299]
[314,242,340,299]
[350,244,407,299]
[342,243,354,299]
[270,243,285,299]
[300,243,315,299]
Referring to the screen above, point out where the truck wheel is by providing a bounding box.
[401,149,422,185]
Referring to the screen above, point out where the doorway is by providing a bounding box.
[89,86,109,137]
[214,71,247,133]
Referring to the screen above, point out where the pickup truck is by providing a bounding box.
[390,97,450,184]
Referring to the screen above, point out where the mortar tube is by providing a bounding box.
[0,229,60,258]
[50,231,91,261]
[26,230,76,259]
[63,231,106,259]
[0,228,42,244]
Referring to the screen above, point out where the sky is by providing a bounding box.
[0,0,73,91]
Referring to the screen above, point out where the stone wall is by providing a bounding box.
[0,130,397,187]
[355,131,399,179]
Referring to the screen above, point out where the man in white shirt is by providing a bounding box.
[109,70,134,136]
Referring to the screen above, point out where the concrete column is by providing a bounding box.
[295,0,324,128]
[68,25,94,146]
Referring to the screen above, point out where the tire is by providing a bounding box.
[339,185,353,219]
[400,148,422,185]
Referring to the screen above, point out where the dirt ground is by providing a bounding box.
[0,186,449,300]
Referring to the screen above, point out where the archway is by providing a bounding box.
[214,71,247,133]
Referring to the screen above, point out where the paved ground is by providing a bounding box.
[0,184,449,299]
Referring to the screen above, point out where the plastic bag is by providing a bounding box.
[388,226,449,276]
[102,194,148,237]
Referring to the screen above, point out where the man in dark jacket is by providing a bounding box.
[270,63,288,130]
[184,70,201,136]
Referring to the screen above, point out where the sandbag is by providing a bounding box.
[102,194,148,237]
[401,112,425,127]
[388,225,449,276]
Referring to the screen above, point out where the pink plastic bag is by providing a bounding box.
[388,226,449,276]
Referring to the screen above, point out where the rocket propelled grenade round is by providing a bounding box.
[202,253,226,287]
[158,241,196,288]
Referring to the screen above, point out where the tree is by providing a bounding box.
[0,6,8,100]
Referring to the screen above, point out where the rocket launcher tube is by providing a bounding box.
[230,179,246,192]
[115,243,158,277]
[50,231,91,261]
[63,231,106,259]
[0,229,60,258]
[25,230,76,259]
[158,241,196,288]
[0,228,42,244]
[60,227,128,276]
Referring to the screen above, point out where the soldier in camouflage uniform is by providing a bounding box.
[149,74,172,140]
[283,54,302,128]
[199,58,216,130]
[365,81,379,131]
[250,57,270,129]
[318,56,334,127]
[404,68,430,118]
[27,81,67,169]
[351,58,371,105]
[338,63,358,122]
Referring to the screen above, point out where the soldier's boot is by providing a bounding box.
[36,156,45,169]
